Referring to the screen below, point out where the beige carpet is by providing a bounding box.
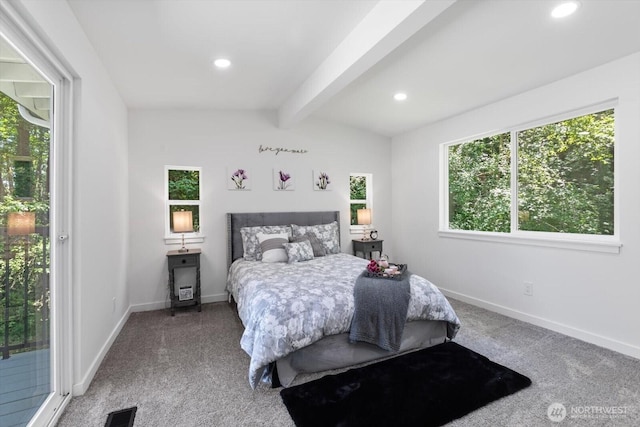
[56,299,640,426]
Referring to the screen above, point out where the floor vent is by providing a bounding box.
[105,406,137,427]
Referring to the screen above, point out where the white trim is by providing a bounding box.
[510,130,519,232]
[164,165,205,243]
[441,101,618,245]
[440,288,640,360]
[511,99,618,134]
[129,292,228,313]
[349,172,373,231]
[438,229,621,254]
[164,235,206,245]
[0,2,75,425]
[71,307,131,396]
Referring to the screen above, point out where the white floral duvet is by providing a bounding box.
[226,253,460,388]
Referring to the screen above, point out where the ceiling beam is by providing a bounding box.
[278,0,456,129]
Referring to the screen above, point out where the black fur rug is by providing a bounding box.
[280,341,531,427]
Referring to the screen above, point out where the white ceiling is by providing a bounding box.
[67,0,640,137]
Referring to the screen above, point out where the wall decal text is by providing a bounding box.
[258,144,308,155]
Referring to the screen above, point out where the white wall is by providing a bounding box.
[17,0,130,394]
[128,110,391,309]
[391,53,640,359]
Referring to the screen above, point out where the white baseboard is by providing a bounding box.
[130,300,167,312]
[130,292,228,313]
[71,306,132,396]
[440,288,640,360]
[71,292,228,395]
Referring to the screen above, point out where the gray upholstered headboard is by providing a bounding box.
[226,211,340,269]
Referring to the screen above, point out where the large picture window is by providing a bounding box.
[444,106,616,249]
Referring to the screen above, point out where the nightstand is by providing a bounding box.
[167,249,201,316]
[352,239,383,260]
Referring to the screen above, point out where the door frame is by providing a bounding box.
[0,2,74,426]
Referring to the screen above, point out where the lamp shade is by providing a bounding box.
[357,208,372,226]
[172,210,193,233]
[8,212,36,236]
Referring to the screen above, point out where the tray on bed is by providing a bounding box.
[363,263,408,280]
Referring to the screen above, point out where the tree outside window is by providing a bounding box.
[349,173,372,226]
[446,108,614,236]
[165,166,201,237]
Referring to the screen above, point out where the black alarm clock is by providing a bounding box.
[369,229,378,240]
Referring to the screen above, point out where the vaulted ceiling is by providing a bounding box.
[67,0,640,137]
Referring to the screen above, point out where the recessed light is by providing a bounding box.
[551,1,580,18]
[213,58,231,69]
[394,92,407,101]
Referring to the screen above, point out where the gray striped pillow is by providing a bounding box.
[257,232,288,263]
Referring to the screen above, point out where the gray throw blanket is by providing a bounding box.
[349,271,411,352]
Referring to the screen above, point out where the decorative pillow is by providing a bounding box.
[283,240,314,263]
[257,232,288,263]
[291,221,340,254]
[240,225,292,260]
[289,233,326,257]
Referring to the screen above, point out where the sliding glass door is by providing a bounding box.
[0,6,71,426]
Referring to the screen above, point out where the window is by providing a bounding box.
[444,106,617,251]
[447,132,511,233]
[165,166,204,243]
[349,173,372,230]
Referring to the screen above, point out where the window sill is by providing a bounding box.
[350,225,370,236]
[438,230,621,254]
[164,234,206,245]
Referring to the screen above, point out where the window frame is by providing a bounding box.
[164,165,205,244]
[0,2,75,423]
[440,101,621,254]
[349,172,373,235]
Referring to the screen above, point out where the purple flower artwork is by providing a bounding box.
[274,169,294,191]
[227,167,250,190]
[314,170,331,190]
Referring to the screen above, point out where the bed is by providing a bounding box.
[226,211,460,388]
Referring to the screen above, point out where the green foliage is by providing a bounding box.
[448,133,511,232]
[1,92,51,353]
[1,93,50,202]
[448,109,614,235]
[350,175,368,225]
[518,110,614,234]
[350,203,366,226]
[350,175,366,200]
[168,169,199,200]
[13,160,33,198]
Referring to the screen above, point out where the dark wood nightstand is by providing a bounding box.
[167,249,201,316]
[352,239,383,260]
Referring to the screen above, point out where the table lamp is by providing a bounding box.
[357,208,372,241]
[172,210,193,252]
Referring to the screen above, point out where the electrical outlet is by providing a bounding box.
[524,282,533,296]
[112,297,116,313]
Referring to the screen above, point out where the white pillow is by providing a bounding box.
[256,232,288,263]
[240,225,291,260]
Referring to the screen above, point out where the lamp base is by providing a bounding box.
[178,233,189,252]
